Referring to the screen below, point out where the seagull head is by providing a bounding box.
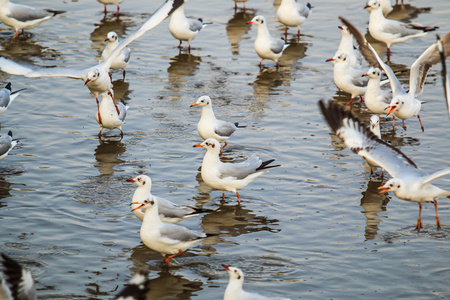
[386,97,403,115]
[190,95,211,107]
[247,15,265,26]
[364,0,381,11]
[127,175,152,189]
[370,115,380,129]
[85,69,100,85]
[326,53,348,64]
[131,197,157,212]
[194,138,221,151]
[363,67,382,79]
[378,178,403,194]
[223,265,245,282]
[105,31,118,43]
[338,25,351,37]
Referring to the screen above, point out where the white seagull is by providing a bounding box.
[319,99,450,231]
[0,253,36,300]
[223,265,290,300]
[365,0,438,59]
[335,25,363,69]
[0,131,17,161]
[339,16,450,131]
[97,0,124,17]
[0,82,25,117]
[132,196,214,266]
[247,15,289,69]
[276,0,312,37]
[362,67,391,115]
[438,34,450,119]
[127,174,212,224]
[101,31,131,79]
[95,92,128,138]
[190,95,244,152]
[365,0,393,16]
[168,3,206,52]
[0,0,65,39]
[0,0,187,120]
[113,271,150,300]
[194,138,279,203]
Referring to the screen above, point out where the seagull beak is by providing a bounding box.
[247,21,253,24]
[362,73,369,77]
[378,186,390,194]
[364,4,370,9]
[132,204,145,211]
[325,58,334,62]
[105,38,109,42]
[190,103,199,107]
[338,26,343,30]
[386,105,397,115]
[84,78,90,85]
[194,143,203,148]
[127,178,135,182]
[371,124,375,129]
[222,264,230,270]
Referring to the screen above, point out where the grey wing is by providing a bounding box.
[103,0,186,69]
[9,4,51,22]
[156,196,194,219]
[382,20,417,36]
[218,154,261,179]
[214,120,236,137]
[297,3,311,18]
[409,32,450,97]
[0,135,13,156]
[270,38,286,54]
[160,224,205,242]
[0,89,10,108]
[189,19,204,32]
[122,47,131,64]
[423,168,450,185]
[117,101,128,122]
[319,100,425,179]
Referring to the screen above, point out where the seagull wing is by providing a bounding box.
[159,224,205,243]
[214,120,236,137]
[270,38,287,54]
[422,168,450,185]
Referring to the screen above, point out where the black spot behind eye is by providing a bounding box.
[261,20,264,24]
[211,143,215,148]
[237,275,241,280]
[143,181,146,185]
[150,200,154,205]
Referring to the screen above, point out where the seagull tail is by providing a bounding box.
[256,159,281,171]
[234,122,246,128]
[45,9,66,16]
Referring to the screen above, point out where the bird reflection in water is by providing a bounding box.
[360,180,390,240]
[94,140,126,176]
[167,53,202,89]
[0,36,61,64]
[226,9,256,56]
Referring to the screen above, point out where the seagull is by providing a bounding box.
[335,25,363,69]
[276,0,312,37]
[0,0,65,39]
[247,15,289,69]
[0,82,25,117]
[339,16,450,131]
[113,271,150,300]
[127,174,212,224]
[0,253,36,300]
[362,67,392,115]
[97,0,124,17]
[95,92,128,138]
[223,265,290,300]
[101,31,131,79]
[438,34,450,119]
[190,95,244,152]
[132,196,214,266]
[0,0,187,120]
[0,131,17,161]
[194,138,280,203]
[319,99,450,231]
[365,0,393,16]
[365,0,438,59]
[168,3,206,52]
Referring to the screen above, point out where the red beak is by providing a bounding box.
[84,79,90,85]
[222,264,230,270]
[338,26,343,30]
[127,178,135,182]
[386,105,397,115]
[190,103,199,107]
[194,143,203,148]
[104,38,109,42]
[364,4,370,9]
[247,21,253,24]
[325,58,334,62]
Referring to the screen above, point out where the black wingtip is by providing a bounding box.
[234,122,246,128]
[256,159,281,171]
[167,0,185,16]
[5,82,11,91]
[1,253,30,300]
[190,207,215,215]
[7,131,12,138]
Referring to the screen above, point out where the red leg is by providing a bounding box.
[433,200,441,229]
[104,5,107,14]
[276,61,280,70]
[177,40,182,49]
[116,5,120,16]
[359,95,364,102]
[222,191,225,199]
[236,192,241,203]
[417,115,424,132]
[109,91,120,115]
[402,120,407,131]
[12,30,19,39]
[259,60,262,68]
[415,203,423,231]
[122,69,126,79]
[163,249,183,266]
[297,27,301,36]
[285,27,288,36]
[98,128,103,138]
[220,141,228,152]
[387,47,391,61]
[96,97,103,124]
[345,97,354,106]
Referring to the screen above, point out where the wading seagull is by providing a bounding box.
[364,0,438,59]
[362,67,391,115]
[0,253,36,300]
[0,0,187,120]
[319,99,450,231]
[0,0,65,39]
[247,15,289,69]
[0,82,25,117]
[101,31,131,79]
[97,0,124,17]
[194,138,280,203]
[339,16,450,131]
[0,131,17,161]
[276,0,312,37]
[335,25,363,69]
[191,95,244,152]
[223,265,290,300]
[95,92,128,138]
[168,3,206,52]
[113,271,150,300]
[132,196,215,266]
[127,175,212,224]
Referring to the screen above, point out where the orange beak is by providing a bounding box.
[325,58,334,62]
[132,203,145,211]
[194,143,203,148]
[127,178,135,182]
[378,186,391,194]
[247,21,253,24]
[362,73,369,77]
[386,105,397,115]
[222,264,230,270]
[190,103,199,107]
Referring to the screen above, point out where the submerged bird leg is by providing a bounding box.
[359,95,364,102]
[122,69,126,79]
[259,60,263,68]
[297,26,301,36]
[402,120,407,131]
[345,97,354,106]
[433,200,441,229]
[177,40,182,49]
[188,43,191,53]
[98,128,103,138]
[236,192,241,203]
[276,61,280,70]
[96,97,103,124]
[417,115,424,132]
[222,191,226,199]
[415,203,423,231]
[120,129,124,139]
[220,141,228,152]
[164,249,183,266]
[103,5,107,14]
[387,47,391,61]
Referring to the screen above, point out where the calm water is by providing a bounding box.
[0,0,449,299]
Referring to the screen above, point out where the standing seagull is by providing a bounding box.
[194,138,279,203]
[319,100,450,231]
[101,31,131,79]
[132,196,214,266]
[276,0,312,38]
[97,0,124,17]
[0,131,17,161]
[168,3,206,52]
[362,67,391,115]
[0,253,36,300]
[0,0,65,39]
[223,265,290,300]
[365,0,438,59]
[247,15,289,69]
[95,92,128,138]
[0,82,25,117]
[127,174,212,224]
[190,95,244,152]
[335,25,363,69]
[339,17,450,131]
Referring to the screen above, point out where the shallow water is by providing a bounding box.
[0,0,449,299]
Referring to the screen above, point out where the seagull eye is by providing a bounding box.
[372,71,376,75]
[150,200,154,205]
[144,199,149,204]
[389,184,393,187]
[397,185,400,188]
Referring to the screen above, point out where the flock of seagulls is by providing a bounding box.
[0,0,448,298]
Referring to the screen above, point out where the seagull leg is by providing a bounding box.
[12,30,19,39]
[415,203,423,231]
[104,5,107,14]
[98,127,103,138]
[417,115,424,132]
[259,60,263,68]
[433,200,441,229]
[402,120,407,131]
[345,97,354,106]
[163,249,183,266]
[177,40,182,49]
[220,141,228,152]
[96,97,103,124]
[387,47,391,61]
[188,43,191,54]
[236,192,241,203]
[120,129,124,139]
[359,95,364,102]
[222,191,225,199]
[392,115,395,129]
[276,61,280,70]
[122,69,126,79]
[109,91,120,115]
[116,5,120,17]
[297,26,301,37]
